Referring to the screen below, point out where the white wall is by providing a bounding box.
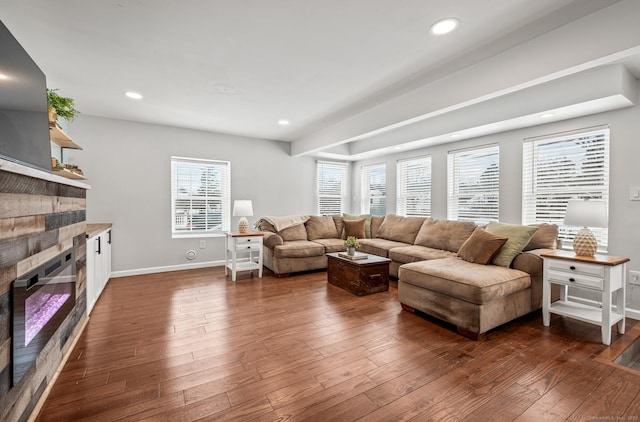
[65,115,317,275]
[353,103,640,311]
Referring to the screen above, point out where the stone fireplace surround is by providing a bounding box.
[0,158,88,422]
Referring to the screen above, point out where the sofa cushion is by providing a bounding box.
[312,238,345,253]
[306,215,339,240]
[399,257,531,305]
[344,218,366,239]
[376,214,425,244]
[344,213,372,238]
[414,219,476,253]
[485,222,539,267]
[332,215,344,239]
[274,240,326,258]
[358,238,410,258]
[278,224,308,241]
[523,223,558,251]
[389,245,456,264]
[457,227,508,265]
[371,216,385,238]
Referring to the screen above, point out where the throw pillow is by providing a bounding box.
[343,218,366,239]
[343,213,372,238]
[523,223,558,251]
[457,227,508,265]
[485,222,539,267]
[305,215,339,240]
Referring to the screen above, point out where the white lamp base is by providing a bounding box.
[238,217,249,233]
[573,227,598,256]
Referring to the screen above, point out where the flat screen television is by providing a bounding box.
[0,19,51,172]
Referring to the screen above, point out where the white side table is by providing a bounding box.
[542,250,629,345]
[225,232,264,282]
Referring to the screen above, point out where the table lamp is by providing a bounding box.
[563,199,607,256]
[233,200,253,233]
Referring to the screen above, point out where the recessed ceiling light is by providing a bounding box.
[278,120,290,126]
[430,18,459,35]
[125,91,143,100]
[541,113,555,118]
[0,73,8,80]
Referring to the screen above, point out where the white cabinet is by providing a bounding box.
[542,250,628,345]
[225,232,264,282]
[86,225,112,315]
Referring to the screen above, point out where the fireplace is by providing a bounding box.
[11,249,76,386]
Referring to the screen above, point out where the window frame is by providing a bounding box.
[170,156,231,238]
[396,156,432,217]
[361,163,386,216]
[447,144,500,224]
[522,126,610,251]
[316,160,349,215]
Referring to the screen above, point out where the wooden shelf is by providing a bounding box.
[53,168,86,180]
[50,125,83,150]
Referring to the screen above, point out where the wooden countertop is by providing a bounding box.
[86,223,112,239]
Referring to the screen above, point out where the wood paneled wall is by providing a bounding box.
[0,169,88,422]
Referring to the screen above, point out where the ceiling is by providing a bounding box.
[1,0,638,160]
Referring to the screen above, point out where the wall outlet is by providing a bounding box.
[199,240,206,249]
[630,270,640,285]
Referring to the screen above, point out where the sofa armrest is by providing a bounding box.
[263,232,284,248]
[511,248,555,275]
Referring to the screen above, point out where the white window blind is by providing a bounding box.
[447,144,499,224]
[361,163,386,215]
[171,157,230,237]
[397,156,432,217]
[522,127,609,250]
[316,160,348,215]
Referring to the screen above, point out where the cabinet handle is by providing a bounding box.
[108,230,112,245]
[569,265,576,270]
[569,277,575,282]
[97,237,101,255]
[247,246,251,249]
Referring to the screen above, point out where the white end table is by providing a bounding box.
[225,232,264,282]
[542,250,629,345]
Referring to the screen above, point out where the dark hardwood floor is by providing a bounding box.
[36,267,640,421]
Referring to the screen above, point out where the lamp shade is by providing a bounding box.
[563,199,608,228]
[232,200,253,217]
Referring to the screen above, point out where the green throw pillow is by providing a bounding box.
[343,213,372,238]
[485,222,539,267]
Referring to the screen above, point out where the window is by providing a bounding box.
[171,157,230,237]
[447,144,499,224]
[361,163,386,215]
[316,161,348,215]
[397,156,432,217]
[523,127,609,250]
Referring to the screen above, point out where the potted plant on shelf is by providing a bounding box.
[344,236,360,256]
[47,88,79,126]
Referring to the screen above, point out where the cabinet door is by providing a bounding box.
[103,229,112,284]
[86,236,99,314]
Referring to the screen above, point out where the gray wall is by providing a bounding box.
[65,115,317,275]
[353,102,640,311]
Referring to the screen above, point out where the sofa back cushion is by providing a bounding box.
[332,215,345,239]
[414,219,476,252]
[305,215,339,240]
[523,223,558,251]
[376,214,425,244]
[278,224,308,241]
[371,216,385,238]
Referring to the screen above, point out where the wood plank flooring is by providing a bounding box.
[35,267,640,421]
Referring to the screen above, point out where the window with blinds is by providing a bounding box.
[171,157,230,237]
[522,127,609,250]
[361,163,386,215]
[397,156,432,217]
[316,161,348,215]
[447,144,499,224]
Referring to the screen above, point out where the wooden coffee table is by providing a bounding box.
[326,252,391,296]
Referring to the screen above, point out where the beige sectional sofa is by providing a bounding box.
[256,214,558,339]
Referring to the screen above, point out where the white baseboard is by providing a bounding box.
[110,260,226,278]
